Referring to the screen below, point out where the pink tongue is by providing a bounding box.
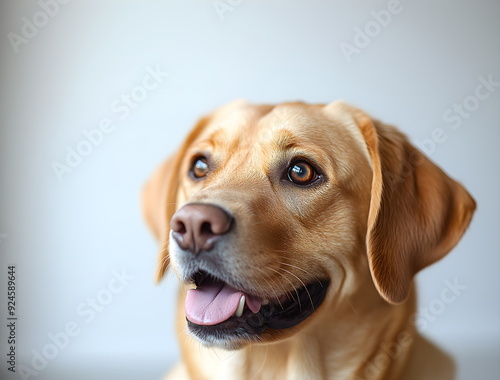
[185,282,261,326]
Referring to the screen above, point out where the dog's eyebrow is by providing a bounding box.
[196,128,228,150]
[272,129,300,150]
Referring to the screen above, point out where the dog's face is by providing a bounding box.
[143,100,475,350]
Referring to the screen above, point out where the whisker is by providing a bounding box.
[280,267,313,310]
[273,252,325,285]
[241,263,287,308]
[265,266,298,305]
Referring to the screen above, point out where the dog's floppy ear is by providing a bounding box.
[142,154,180,283]
[350,107,476,304]
[142,116,211,283]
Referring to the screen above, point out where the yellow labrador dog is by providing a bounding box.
[143,100,475,380]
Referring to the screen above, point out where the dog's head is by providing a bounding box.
[143,100,475,349]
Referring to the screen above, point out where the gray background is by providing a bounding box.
[1,1,499,379]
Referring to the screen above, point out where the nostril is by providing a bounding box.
[200,222,213,235]
[177,222,187,235]
[171,217,187,235]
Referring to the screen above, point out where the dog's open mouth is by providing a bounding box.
[185,271,329,343]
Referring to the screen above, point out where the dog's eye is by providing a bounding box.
[191,156,209,179]
[287,161,319,185]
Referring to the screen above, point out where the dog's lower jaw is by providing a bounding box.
[173,285,432,380]
[186,328,255,351]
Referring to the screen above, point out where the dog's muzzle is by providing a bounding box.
[170,203,329,345]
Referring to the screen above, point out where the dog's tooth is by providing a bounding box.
[262,298,269,306]
[235,295,245,318]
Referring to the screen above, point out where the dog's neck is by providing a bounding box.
[241,291,416,380]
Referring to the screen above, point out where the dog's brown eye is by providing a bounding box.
[287,161,318,185]
[192,157,209,179]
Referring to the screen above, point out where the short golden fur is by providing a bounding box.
[143,100,475,380]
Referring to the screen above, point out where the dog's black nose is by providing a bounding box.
[170,204,233,255]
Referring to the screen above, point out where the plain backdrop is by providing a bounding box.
[1,1,499,379]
